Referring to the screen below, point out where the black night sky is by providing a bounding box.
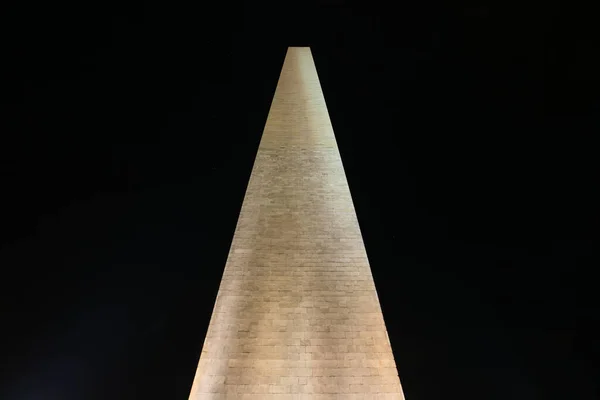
[2,1,598,399]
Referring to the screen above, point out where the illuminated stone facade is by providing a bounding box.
[188,47,404,399]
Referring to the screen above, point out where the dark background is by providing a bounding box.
[2,1,598,399]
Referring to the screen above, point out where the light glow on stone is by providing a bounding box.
[188,47,405,399]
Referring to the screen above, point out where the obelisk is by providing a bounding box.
[188,47,404,399]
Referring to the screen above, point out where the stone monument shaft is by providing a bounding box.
[188,47,404,399]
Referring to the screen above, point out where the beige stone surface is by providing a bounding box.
[188,47,404,399]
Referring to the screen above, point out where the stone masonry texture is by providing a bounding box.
[188,47,404,399]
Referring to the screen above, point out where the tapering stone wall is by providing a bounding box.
[188,47,404,399]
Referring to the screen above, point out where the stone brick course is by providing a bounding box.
[188,47,404,399]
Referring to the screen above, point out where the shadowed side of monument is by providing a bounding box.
[188,47,404,399]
